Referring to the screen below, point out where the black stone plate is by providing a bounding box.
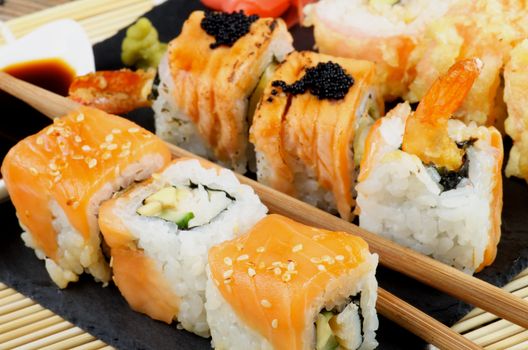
[1,1,527,349]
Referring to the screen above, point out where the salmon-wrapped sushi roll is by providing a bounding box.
[250,51,383,221]
[1,107,171,288]
[303,0,454,100]
[98,158,267,336]
[504,39,528,182]
[153,11,294,173]
[356,59,503,273]
[205,214,379,350]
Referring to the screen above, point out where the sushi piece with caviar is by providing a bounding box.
[205,214,379,350]
[153,10,294,172]
[250,51,383,221]
[98,158,267,337]
[1,106,171,288]
[356,59,503,273]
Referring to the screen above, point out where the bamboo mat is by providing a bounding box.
[0,283,113,349]
[0,0,528,349]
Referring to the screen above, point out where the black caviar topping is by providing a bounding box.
[201,11,259,49]
[436,156,469,192]
[272,61,354,100]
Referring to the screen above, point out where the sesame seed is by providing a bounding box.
[335,255,345,261]
[72,154,84,160]
[287,261,295,271]
[282,273,291,282]
[74,135,82,143]
[318,265,326,271]
[224,257,233,266]
[143,133,152,138]
[223,270,233,279]
[236,243,244,251]
[102,152,111,160]
[256,246,265,253]
[107,144,118,151]
[248,268,256,277]
[271,319,278,328]
[72,201,80,209]
[49,163,57,171]
[260,299,272,308]
[119,150,130,158]
[87,158,97,169]
[46,127,55,135]
[128,127,140,133]
[36,137,44,145]
[49,170,60,177]
[292,244,303,253]
[273,267,281,275]
[122,141,132,149]
[105,134,114,143]
[112,128,122,134]
[81,145,91,152]
[29,167,38,176]
[53,175,62,183]
[76,113,85,122]
[310,257,321,264]
[237,254,249,261]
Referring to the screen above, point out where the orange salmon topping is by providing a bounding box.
[208,214,369,350]
[1,106,171,260]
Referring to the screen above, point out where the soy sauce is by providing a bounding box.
[0,58,76,162]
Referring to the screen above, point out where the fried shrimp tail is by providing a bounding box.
[402,58,482,171]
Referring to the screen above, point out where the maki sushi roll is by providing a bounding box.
[406,0,511,127]
[98,158,267,336]
[356,59,503,273]
[153,10,294,173]
[303,0,453,100]
[250,51,383,221]
[206,214,379,350]
[1,107,171,288]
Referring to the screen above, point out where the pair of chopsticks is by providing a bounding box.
[1,71,526,350]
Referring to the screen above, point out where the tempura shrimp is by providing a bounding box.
[402,58,482,171]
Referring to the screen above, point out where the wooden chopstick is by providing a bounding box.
[0,70,501,349]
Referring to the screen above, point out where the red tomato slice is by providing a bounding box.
[201,0,291,18]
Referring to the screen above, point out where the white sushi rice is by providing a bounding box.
[108,159,267,337]
[205,252,379,350]
[20,155,167,288]
[356,112,499,273]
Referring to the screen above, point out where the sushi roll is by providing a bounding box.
[503,39,528,183]
[205,214,379,350]
[250,51,383,221]
[356,59,503,273]
[303,0,454,100]
[153,10,294,173]
[405,0,511,127]
[1,107,171,288]
[98,158,267,336]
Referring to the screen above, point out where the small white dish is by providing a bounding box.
[0,19,95,75]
